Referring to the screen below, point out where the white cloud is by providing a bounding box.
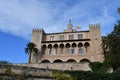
[88,8,114,25]
[0,0,119,39]
[0,0,54,39]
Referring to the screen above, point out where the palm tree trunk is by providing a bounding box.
[28,52,31,63]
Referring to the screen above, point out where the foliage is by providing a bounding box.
[25,42,38,55]
[53,71,73,80]
[64,70,120,80]
[0,60,11,64]
[1,69,120,80]
[5,67,12,74]
[64,70,91,80]
[103,20,120,70]
[0,70,29,80]
[25,42,38,63]
[89,62,103,72]
[16,72,28,80]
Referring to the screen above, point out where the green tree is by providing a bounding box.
[0,60,11,64]
[25,42,38,63]
[103,7,120,70]
[103,21,120,70]
[89,62,103,72]
[53,71,73,80]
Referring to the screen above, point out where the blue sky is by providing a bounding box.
[0,0,120,63]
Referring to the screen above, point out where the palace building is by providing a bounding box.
[30,20,104,64]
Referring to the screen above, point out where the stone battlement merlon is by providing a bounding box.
[89,24,100,27]
[32,28,42,32]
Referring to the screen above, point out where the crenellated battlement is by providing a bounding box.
[89,24,100,27]
[32,28,42,32]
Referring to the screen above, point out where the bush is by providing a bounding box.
[63,70,115,80]
[53,71,73,80]
[89,62,103,72]
[5,67,12,74]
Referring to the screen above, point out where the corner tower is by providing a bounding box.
[30,29,45,63]
[89,24,104,62]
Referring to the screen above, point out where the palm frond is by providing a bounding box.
[25,42,38,55]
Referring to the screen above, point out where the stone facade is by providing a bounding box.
[30,21,104,67]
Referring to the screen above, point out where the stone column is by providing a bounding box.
[75,47,79,54]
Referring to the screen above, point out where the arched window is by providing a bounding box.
[66,43,71,54]
[78,43,84,54]
[42,44,46,54]
[71,43,77,54]
[59,44,64,54]
[84,42,90,53]
[48,44,53,55]
[54,44,58,55]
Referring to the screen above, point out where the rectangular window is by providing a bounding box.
[79,48,84,54]
[60,35,64,40]
[78,34,83,39]
[67,48,71,54]
[71,48,75,54]
[49,48,54,55]
[49,49,52,55]
[69,34,74,40]
[67,48,75,54]
[50,36,54,41]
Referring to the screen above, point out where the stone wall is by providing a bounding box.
[15,63,91,71]
[0,64,53,80]
[0,63,91,80]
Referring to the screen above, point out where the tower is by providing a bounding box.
[89,24,104,62]
[64,20,76,32]
[30,29,45,63]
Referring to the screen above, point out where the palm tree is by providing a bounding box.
[25,42,38,63]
